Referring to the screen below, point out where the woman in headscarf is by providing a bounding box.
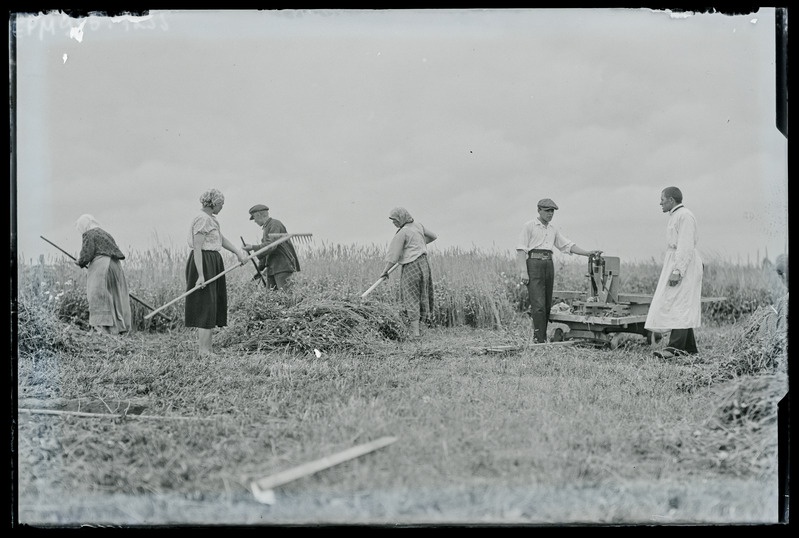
[379,207,438,338]
[186,188,248,357]
[75,214,133,335]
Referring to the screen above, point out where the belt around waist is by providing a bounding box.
[528,250,552,259]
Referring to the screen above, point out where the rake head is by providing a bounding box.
[266,233,314,244]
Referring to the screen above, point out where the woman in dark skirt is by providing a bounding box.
[185,188,248,356]
[378,207,438,339]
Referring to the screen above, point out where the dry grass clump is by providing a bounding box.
[725,294,788,374]
[216,290,407,355]
[17,300,80,355]
[654,373,786,480]
[707,374,786,432]
[655,295,789,479]
[676,294,788,392]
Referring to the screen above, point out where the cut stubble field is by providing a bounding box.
[14,246,789,526]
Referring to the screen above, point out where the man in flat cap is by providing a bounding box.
[516,198,602,343]
[243,204,301,291]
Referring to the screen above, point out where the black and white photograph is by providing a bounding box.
[11,8,789,527]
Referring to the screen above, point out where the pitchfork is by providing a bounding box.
[144,233,313,320]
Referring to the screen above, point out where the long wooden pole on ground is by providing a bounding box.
[144,233,310,320]
[40,235,172,322]
[250,436,398,499]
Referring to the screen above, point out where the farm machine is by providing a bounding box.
[548,254,661,349]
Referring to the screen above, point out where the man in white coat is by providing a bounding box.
[645,186,703,359]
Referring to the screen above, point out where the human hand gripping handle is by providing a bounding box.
[668,269,682,287]
[361,263,399,299]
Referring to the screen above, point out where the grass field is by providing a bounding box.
[13,245,789,526]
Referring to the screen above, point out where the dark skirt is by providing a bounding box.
[184,250,227,329]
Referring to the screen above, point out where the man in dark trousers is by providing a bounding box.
[516,198,602,344]
[243,204,300,291]
[644,187,704,359]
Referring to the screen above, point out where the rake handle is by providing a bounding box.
[361,263,399,299]
[40,235,172,322]
[242,236,268,288]
[144,234,306,320]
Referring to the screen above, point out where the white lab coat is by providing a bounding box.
[645,204,703,331]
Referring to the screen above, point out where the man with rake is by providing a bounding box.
[243,204,301,291]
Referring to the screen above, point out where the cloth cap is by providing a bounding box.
[537,198,559,210]
[249,204,269,220]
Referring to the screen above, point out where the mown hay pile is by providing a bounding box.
[216,292,407,355]
[656,373,786,478]
[725,293,788,376]
[707,374,786,432]
[17,300,80,355]
[662,294,789,477]
[678,294,788,391]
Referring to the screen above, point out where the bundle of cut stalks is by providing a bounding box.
[677,294,788,392]
[658,373,785,478]
[725,293,788,377]
[17,300,79,355]
[216,293,407,355]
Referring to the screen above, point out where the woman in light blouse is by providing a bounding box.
[185,188,248,356]
[379,207,438,339]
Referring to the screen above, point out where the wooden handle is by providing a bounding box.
[41,235,172,322]
[144,234,304,320]
[360,263,399,299]
[242,236,268,287]
[251,436,397,492]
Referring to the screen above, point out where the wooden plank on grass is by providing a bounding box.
[18,408,207,421]
[484,341,575,353]
[250,436,398,493]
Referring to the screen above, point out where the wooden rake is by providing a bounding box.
[144,233,312,321]
[39,235,173,322]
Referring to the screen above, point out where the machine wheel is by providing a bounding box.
[552,328,565,342]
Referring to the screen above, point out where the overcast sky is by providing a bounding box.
[12,8,788,267]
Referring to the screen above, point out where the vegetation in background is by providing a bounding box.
[18,243,786,334]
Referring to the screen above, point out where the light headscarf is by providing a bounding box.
[389,207,414,229]
[200,189,225,208]
[75,214,101,234]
